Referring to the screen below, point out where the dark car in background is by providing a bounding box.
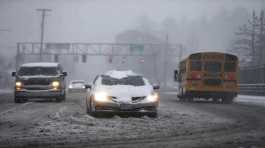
[12,62,67,103]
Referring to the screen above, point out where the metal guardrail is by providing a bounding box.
[239,84,265,96]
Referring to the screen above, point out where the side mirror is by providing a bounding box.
[174,70,178,82]
[12,72,16,77]
[62,72,67,76]
[85,84,92,89]
[153,84,160,90]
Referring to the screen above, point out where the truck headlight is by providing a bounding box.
[146,92,159,102]
[94,92,110,102]
[15,81,22,87]
[52,81,60,88]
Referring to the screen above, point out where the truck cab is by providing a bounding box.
[12,62,67,103]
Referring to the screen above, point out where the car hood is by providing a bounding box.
[94,85,153,103]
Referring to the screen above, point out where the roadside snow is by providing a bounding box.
[235,95,265,106]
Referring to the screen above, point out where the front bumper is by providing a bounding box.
[94,101,158,113]
[68,88,86,93]
[15,89,64,98]
[185,91,237,98]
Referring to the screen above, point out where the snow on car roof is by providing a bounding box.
[104,70,140,79]
[21,62,59,67]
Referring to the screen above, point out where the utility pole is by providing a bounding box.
[164,34,169,87]
[36,8,51,62]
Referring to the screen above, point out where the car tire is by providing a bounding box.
[89,99,96,116]
[61,93,66,101]
[86,97,90,114]
[148,112,158,118]
[56,98,62,102]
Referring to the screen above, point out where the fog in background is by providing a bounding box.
[0,0,262,85]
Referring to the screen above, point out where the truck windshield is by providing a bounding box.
[18,67,59,76]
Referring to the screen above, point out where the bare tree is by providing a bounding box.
[232,10,265,66]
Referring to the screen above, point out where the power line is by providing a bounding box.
[36,8,52,62]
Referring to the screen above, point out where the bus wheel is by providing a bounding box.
[187,97,193,102]
[213,98,219,103]
[178,96,185,102]
[222,97,233,104]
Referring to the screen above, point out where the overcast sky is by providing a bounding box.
[0,0,262,53]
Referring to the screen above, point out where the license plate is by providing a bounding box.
[120,104,132,110]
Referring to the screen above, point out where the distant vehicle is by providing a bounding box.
[174,52,239,103]
[12,62,67,103]
[68,80,86,93]
[85,70,160,117]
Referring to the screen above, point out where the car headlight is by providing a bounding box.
[15,81,22,87]
[52,81,60,88]
[94,92,110,102]
[146,92,159,102]
[69,85,73,89]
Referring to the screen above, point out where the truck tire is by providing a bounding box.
[14,97,22,103]
[56,92,66,102]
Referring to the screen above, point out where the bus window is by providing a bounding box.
[205,62,221,73]
[190,53,201,60]
[224,62,236,72]
[180,61,186,73]
[225,54,237,61]
[191,61,202,71]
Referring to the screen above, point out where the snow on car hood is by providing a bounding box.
[94,85,153,103]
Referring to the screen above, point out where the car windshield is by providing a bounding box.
[101,75,145,86]
[18,67,59,76]
[72,81,84,84]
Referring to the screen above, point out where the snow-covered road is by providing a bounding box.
[0,91,264,148]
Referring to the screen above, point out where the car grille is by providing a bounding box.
[23,78,51,85]
[24,86,50,90]
[131,96,145,102]
[204,79,222,86]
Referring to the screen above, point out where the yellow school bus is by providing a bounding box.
[174,52,239,103]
